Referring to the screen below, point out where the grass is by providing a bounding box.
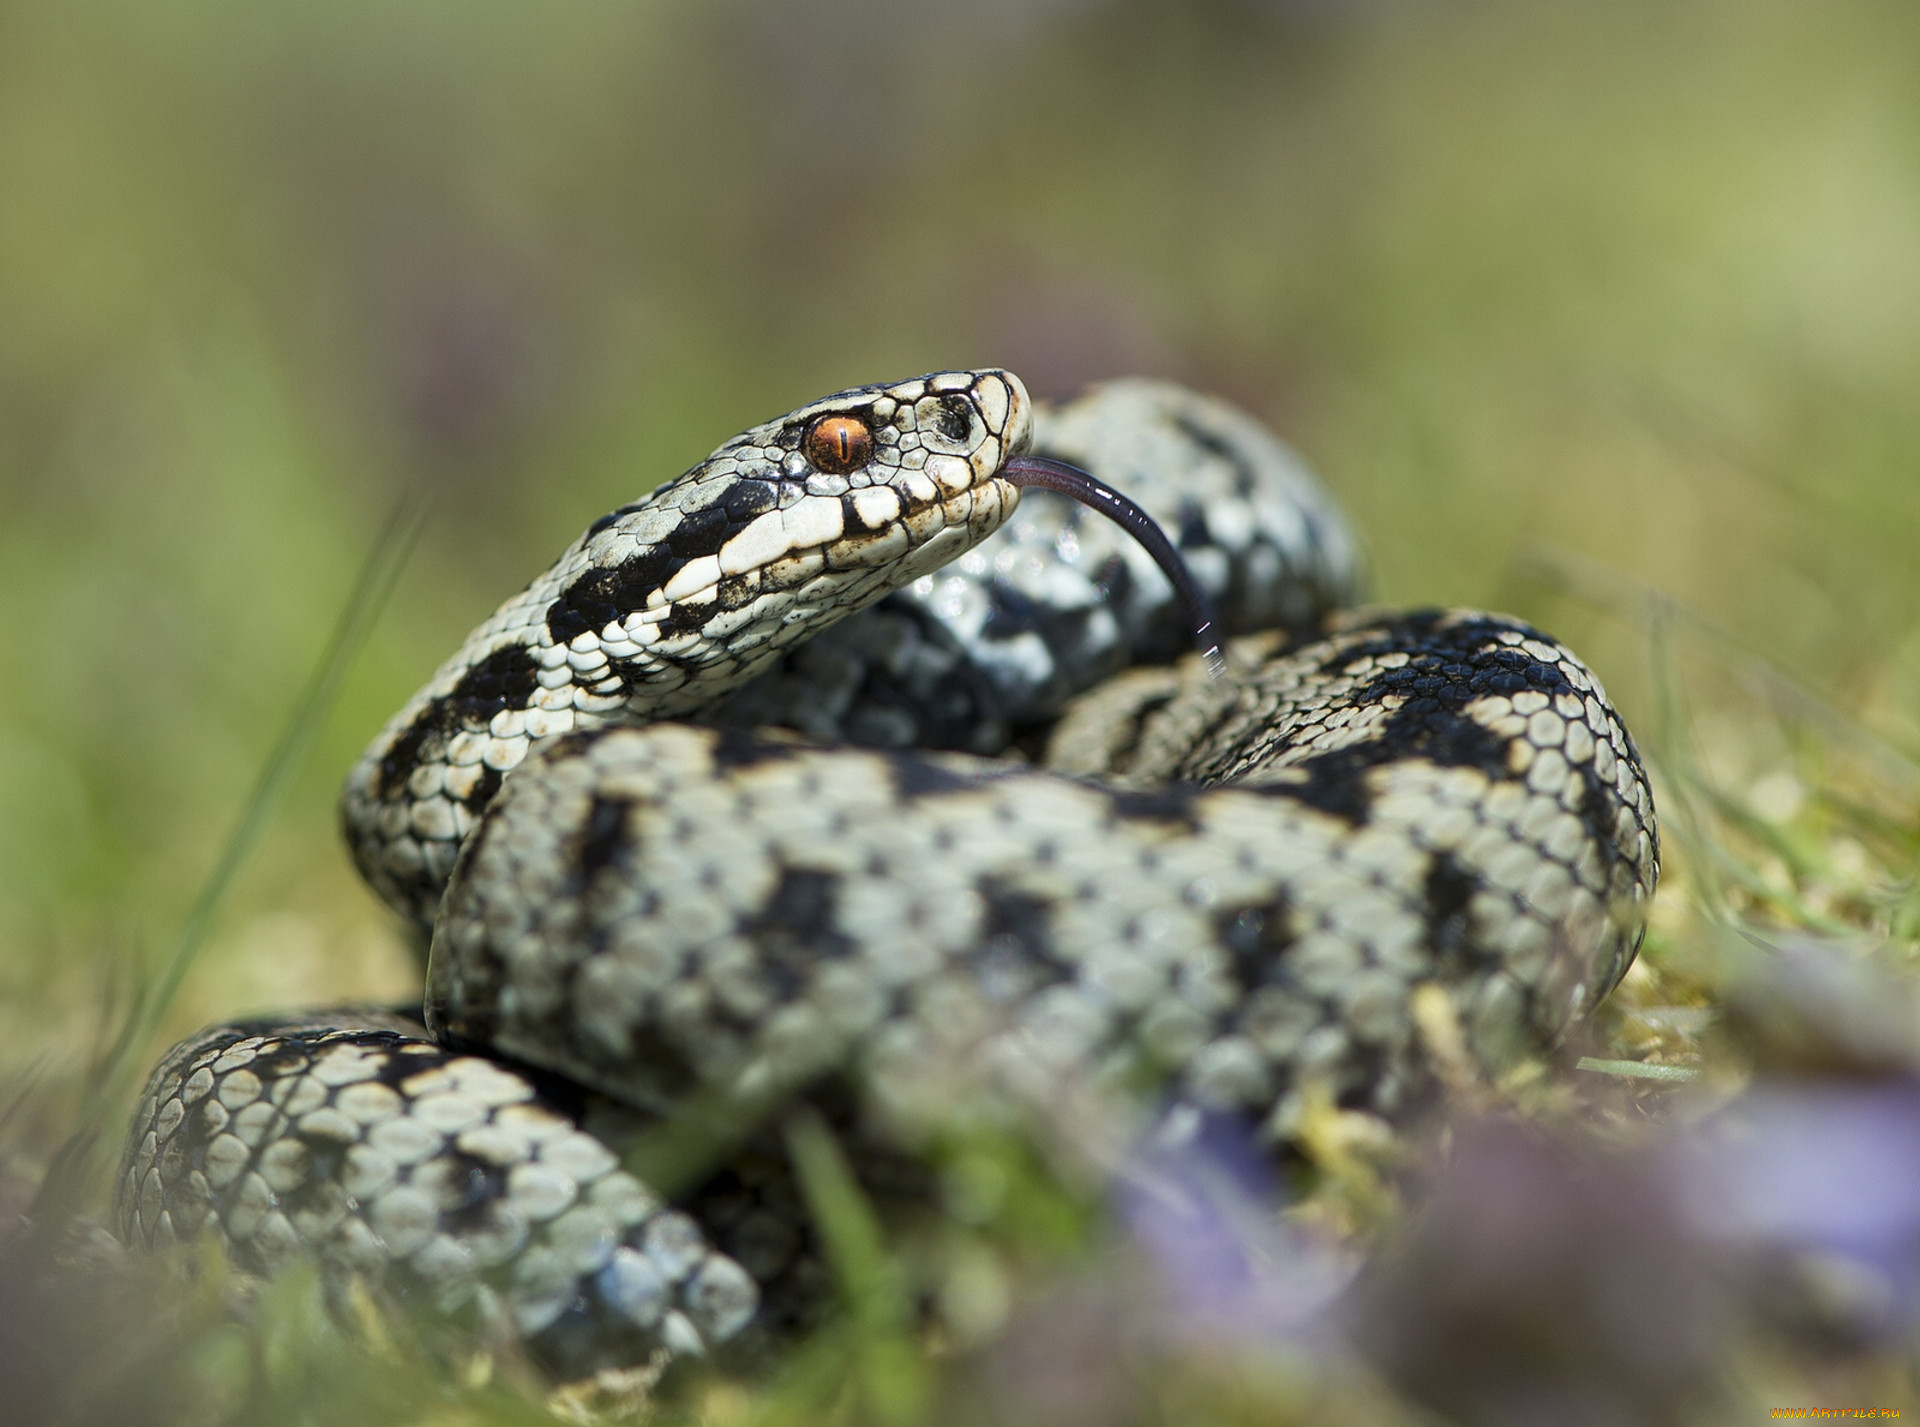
[4,0,1920,1420]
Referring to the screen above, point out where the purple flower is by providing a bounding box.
[1115,1110,1352,1349]
[1667,1077,1920,1341]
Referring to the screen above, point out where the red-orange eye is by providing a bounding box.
[803,414,874,475]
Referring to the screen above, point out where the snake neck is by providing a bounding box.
[341,370,1032,931]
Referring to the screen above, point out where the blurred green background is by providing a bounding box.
[2,0,1917,1151]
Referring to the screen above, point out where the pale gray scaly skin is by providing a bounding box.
[702,379,1367,752]
[1045,611,1657,1073]
[341,370,1031,929]
[426,611,1653,1142]
[121,371,1658,1383]
[115,1012,757,1378]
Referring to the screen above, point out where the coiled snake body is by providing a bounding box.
[117,371,1657,1378]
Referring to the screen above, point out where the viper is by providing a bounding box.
[116,370,1657,1379]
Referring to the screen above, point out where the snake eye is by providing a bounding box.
[802,414,874,475]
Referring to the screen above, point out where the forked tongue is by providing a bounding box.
[1001,455,1227,677]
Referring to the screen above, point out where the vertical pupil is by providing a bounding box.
[804,415,873,474]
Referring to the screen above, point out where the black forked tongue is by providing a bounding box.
[1001,455,1227,678]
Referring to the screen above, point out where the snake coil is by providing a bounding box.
[116,371,1656,1379]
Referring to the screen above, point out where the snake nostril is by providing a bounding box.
[936,394,973,441]
[803,414,874,475]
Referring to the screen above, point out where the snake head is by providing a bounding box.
[543,369,1034,648]
[665,367,1033,593]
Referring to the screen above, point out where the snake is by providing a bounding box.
[114,370,1658,1382]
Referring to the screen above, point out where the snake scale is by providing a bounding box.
[115,370,1657,1380]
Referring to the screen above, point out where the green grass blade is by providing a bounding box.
[784,1108,928,1427]
[1576,1057,1701,1083]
